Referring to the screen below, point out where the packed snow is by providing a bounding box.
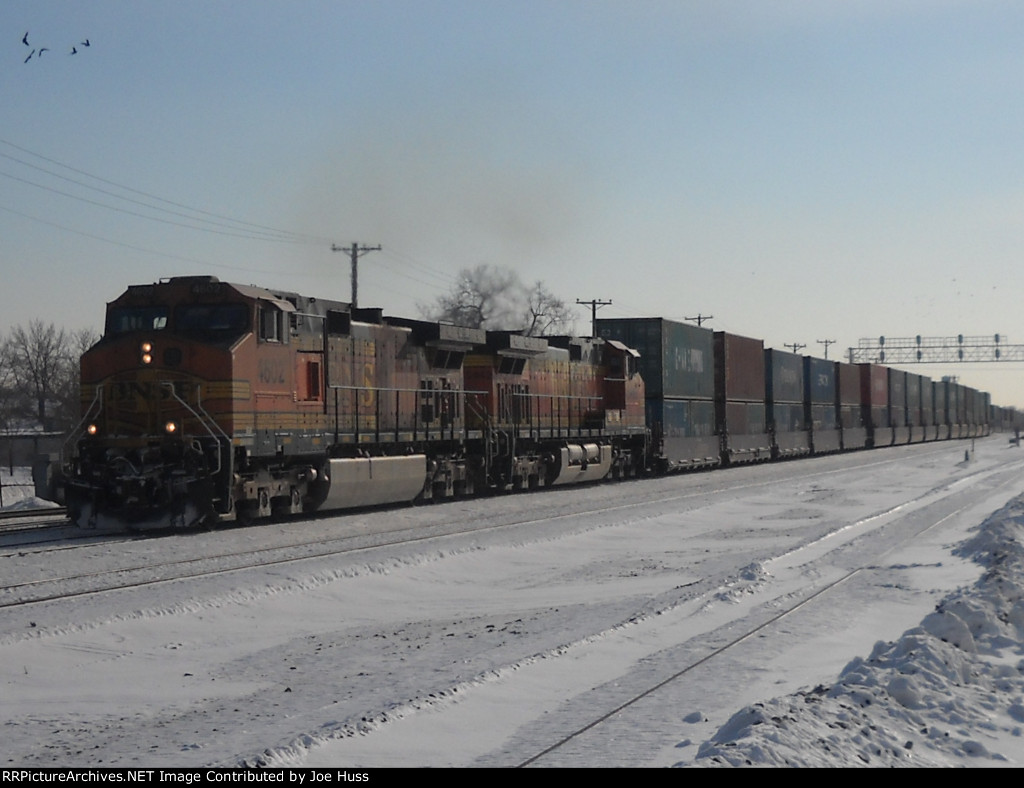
[3,439,1024,767]
[0,467,57,511]
[691,493,1024,767]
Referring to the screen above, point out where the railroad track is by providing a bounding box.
[3,440,1020,768]
[0,506,66,522]
[0,442,999,611]
[0,506,69,533]
[236,444,1024,768]
[508,463,1023,767]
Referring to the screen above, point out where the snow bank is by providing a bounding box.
[687,495,1024,767]
[0,467,56,511]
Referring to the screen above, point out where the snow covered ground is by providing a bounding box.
[3,438,1024,768]
[0,466,56,511]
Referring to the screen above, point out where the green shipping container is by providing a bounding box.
[597,317,714,400]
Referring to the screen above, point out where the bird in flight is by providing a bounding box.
[21,32,91,62]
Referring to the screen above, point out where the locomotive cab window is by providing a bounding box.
[106,306,168,335]
[175,303,249,339]
[258,303,288,344]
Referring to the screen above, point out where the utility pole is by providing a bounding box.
[784,342,806,354]
[576,298,612,337]
[331,242,381,308]
[817,338,836,359]
[685,314,713,327]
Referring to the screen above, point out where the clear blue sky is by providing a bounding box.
[4,1,1024,406]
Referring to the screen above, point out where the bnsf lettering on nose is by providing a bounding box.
[111,381,189,400]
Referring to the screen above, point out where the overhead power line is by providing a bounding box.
[0,137,333,245]
[0,153,314,243]
[0,168,328,243]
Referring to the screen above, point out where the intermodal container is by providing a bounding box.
[647,398,716,438]
[715,332,770,463]
[765,349,804,404]
[906,374,921,425]
[715,332,765,402]
[804,357,835,404]
[889,368,909,444]
[934,381,949,439]
[764,349,809,456]
[860,364,891,447]
[920,374,936,440]
[596,318,714,400]
[649,398,721,468]
[837,362,861,406]
[804,357,840,453]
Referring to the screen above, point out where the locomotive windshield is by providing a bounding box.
[106,306,168,335]
[175,303,250,337]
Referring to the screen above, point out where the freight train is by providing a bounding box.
[36,275,1013,531]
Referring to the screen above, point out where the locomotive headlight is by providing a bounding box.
[86,423,98,436]
[164,420,178,435]
[141,342,153,365]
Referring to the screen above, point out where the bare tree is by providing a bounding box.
[420,265,575,336]
[52,327,99,429]
[522,280,575,337]
[0,334,17,436]
[421,264,521,330]
[5,320,72,428]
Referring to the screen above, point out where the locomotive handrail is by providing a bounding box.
[162,381,230,476]
[501,390,605,441]
[327,383,489,396]
[62,384,104,467]
[327,383,490,444]
[323,382,605,444]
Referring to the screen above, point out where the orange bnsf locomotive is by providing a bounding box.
[57,276,648,529]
